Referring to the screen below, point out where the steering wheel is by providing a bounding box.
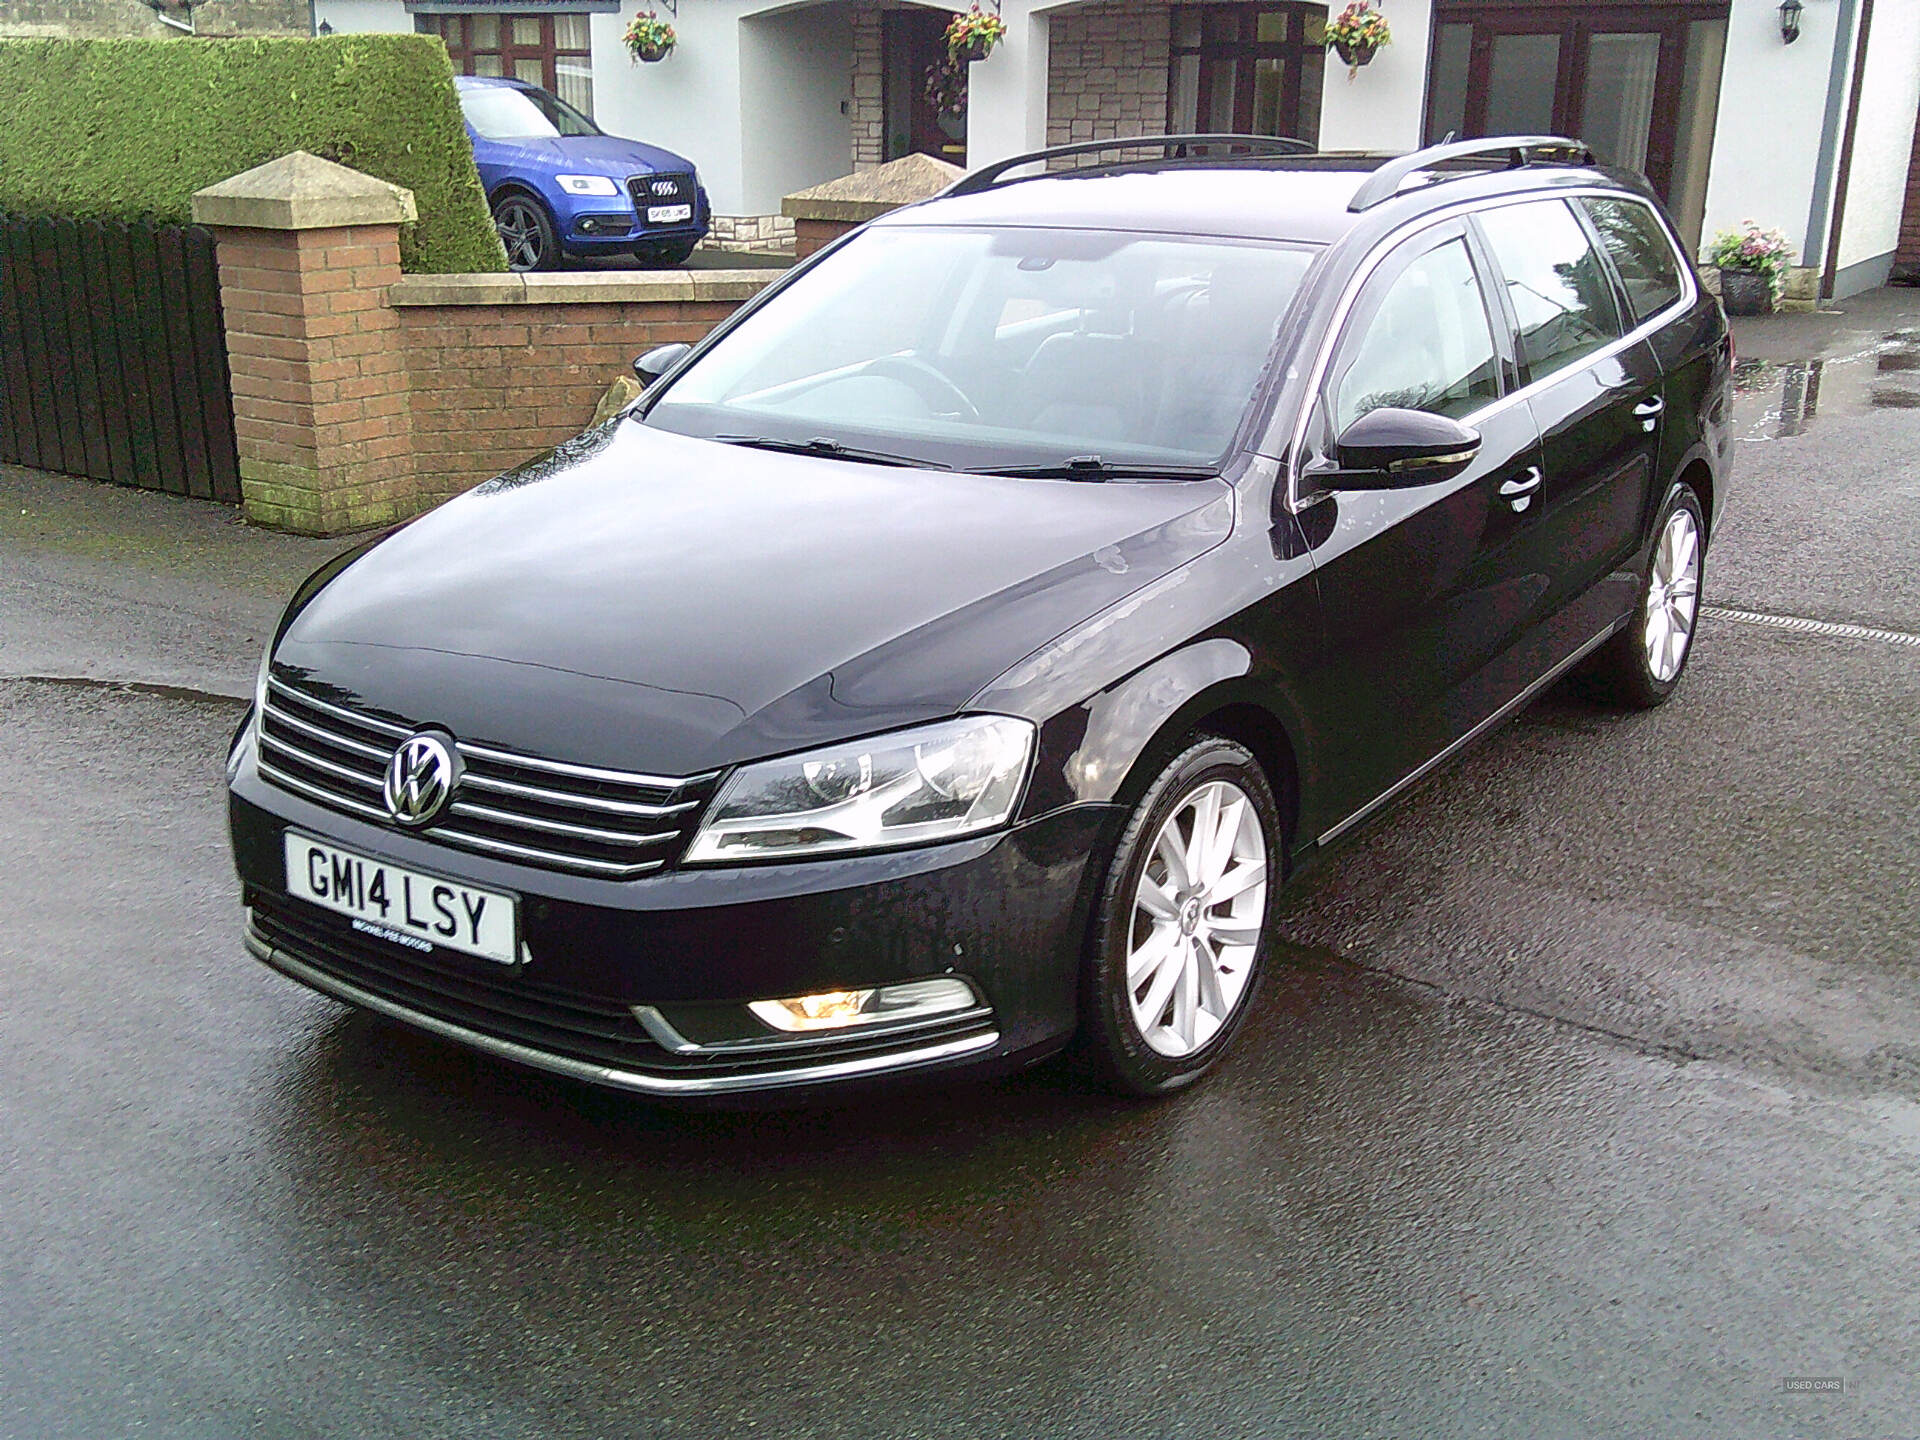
[861,355,981,422]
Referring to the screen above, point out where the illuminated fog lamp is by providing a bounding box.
[747,977,979,1033]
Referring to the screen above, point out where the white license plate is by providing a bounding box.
[646,203,692,224]
[284,832,519,966]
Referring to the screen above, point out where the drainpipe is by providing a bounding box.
[1820,0,1876,296]
[1802,0,1861,283]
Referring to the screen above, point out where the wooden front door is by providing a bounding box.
[1426,3,1728,230]
[883,9,967,165]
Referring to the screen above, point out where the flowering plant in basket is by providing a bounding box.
[623,10,675,62]
[944,4,1007,62]
[1326,2,1391,74]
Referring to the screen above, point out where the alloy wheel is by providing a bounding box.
[1126,779,1268,1058]
[1644,506,1701,682]
[495,198,548,271]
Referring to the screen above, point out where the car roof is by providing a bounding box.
[453,74,536,92]
[875,151,1651,249]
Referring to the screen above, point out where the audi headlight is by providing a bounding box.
[556,174,620,197]
[684,716,1035,863]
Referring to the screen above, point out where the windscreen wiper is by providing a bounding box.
[714,434,948,469]
[965,455,1220,481]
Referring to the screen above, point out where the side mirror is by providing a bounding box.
[633,342,692,388]
[1328,407,1482,488]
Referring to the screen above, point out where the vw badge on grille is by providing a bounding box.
[384,733,457,827]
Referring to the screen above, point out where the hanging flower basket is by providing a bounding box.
[623,10,676,63]
[944,4,1006,64]
[1326,2,1391,77]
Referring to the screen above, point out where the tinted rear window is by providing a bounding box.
[1582,197,1687,323]
[1476,199,1625,382]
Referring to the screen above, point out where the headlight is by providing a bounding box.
[684,716,1035,863]
[556,174,620,197]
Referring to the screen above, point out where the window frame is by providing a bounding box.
[1573,195,1688,328]
[1166,3,1328,143]
[420,12,596,116]
[1317,218,1514,450]
[1279,187,1701,514]
[1466,196,1628,390]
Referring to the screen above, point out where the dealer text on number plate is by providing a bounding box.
[284,833,519,965]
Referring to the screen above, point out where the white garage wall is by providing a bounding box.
[1699,0,1852,264]
[310,0,409,33]
[739,5,854,215]
[1316,0,1431,153]
[1834,0,1920,291]
[591,1,749,214]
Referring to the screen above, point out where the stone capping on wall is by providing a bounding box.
[387,272,773,307]
[191,149,417,231]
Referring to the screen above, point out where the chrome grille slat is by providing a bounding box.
[457,770,699,818]
[261,704,392,762]
[257,759,390,824]
[424,826,666,878]
[447,799,680,848]
[259,731,384,792]
[257,678,711,880]
[455,740,712,793]
[267,677,411,739]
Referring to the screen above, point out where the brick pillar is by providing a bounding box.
[192,151,417,535]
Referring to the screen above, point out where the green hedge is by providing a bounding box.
[0,35,505,273]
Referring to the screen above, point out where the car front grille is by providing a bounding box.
[628,171,694,213]
[247,896,999,1082]
[255,676,716,880]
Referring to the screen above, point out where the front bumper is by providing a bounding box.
[230,762,1117,1100]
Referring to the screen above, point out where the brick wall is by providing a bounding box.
[214,224,413,534]
[210,223,772,533]
[394,290,747,502]
[1047,2,1173,147]
[1895,99,1920,280]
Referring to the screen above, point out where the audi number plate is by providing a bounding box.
[646,203,693,224]
[284,832,519,965]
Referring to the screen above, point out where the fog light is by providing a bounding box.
[747,977,978,1033]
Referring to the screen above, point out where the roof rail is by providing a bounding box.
[1346,135,1597,213]
[944,134,1316,199]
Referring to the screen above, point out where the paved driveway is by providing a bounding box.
[2,290,1918,1438]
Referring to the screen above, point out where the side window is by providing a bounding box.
[1475,199,1625,381]
[1581,197,1686,324]
[1333,237,1502,434]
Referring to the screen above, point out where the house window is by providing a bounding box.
[419,12,595,116]
[1167,5,1327,145]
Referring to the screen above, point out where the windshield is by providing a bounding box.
[643,226,1317,473]
[459,84,600,140]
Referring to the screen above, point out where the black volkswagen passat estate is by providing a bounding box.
[228,135,1731,1100]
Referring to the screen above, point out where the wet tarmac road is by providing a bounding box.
[4,294,1920,1437]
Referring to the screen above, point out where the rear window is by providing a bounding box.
[1582,197,1687,323]
[1475,199,1625,382]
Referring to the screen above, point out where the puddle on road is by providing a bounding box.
[1734,328,1920,440]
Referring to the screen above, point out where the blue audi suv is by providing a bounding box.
[454,75,710,271]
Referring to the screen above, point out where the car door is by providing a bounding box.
[1286,221,1551,838]
[1471,196,1663,650]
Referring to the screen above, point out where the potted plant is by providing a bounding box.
[1325,2,1391,75]
[623,9,675,63]
[944,4,1007,63]
[1707,221,1794,316]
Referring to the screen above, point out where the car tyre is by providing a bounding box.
[1577,482,1705,709]
[635,239,699,268]
[1077,735,1283,1097]
[494,193,559,273]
